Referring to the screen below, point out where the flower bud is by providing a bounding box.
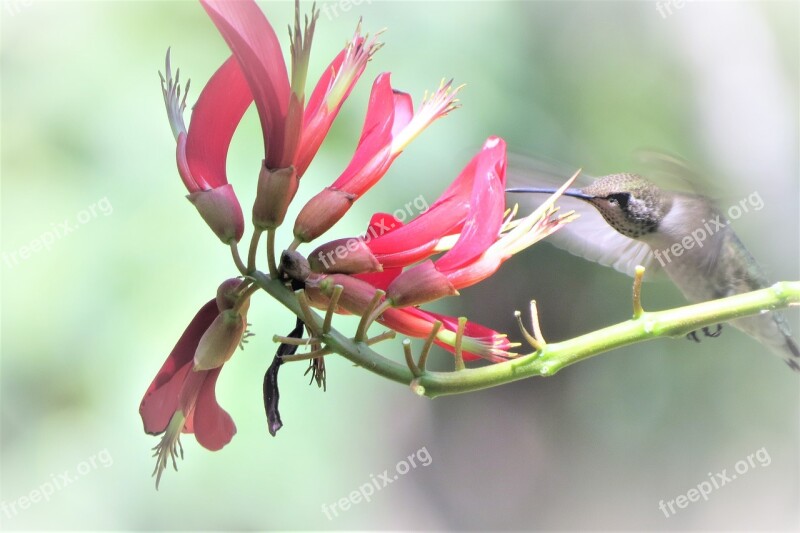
[309,238,382,275]
[306,273,381,316]
[385,260,457,308]
[253,164,298,230]
[193,309,246,371]
[216,278,243,311]
[293,187,356,244]
[187,184,245,244]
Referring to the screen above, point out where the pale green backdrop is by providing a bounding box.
[2,0,798,530]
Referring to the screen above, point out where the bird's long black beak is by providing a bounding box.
[506,187,596,201]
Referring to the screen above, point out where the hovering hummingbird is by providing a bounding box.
[507,171,800,371]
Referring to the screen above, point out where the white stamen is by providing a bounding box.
[151,411,186,489]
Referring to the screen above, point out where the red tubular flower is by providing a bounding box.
[200,0,293,170]
[297,24,382,177]
[161,53,248,243]
[140,279,248,487]
[381,307,515,363]
[307,137,507,277]
[298,136,572,360]
[201,0,380,229]
[383,140,578,308]
[305,273,514,361]
[365,137,508,268]
[293,74,461,243]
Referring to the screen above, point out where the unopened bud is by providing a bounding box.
[187,184,245,244]
[216,278,242,311]
[386,260,457,308]
[193,309,246,371]
[306,273,382,316]
[293,187,356,244]
[253,164,298,230]
[309,238,382,274]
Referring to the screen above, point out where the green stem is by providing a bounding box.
[266,229,278,279]
[230,243,247,276]
[247,228,264,274]
[252,272,799,398]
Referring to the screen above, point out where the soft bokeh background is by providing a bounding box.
[2,0,798,530]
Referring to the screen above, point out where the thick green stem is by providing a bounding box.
[253,272,799,398]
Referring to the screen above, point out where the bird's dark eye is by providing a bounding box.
[607,193,630,208]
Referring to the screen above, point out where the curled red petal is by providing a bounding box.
[356,72,397,145]
[185,55,253,190]
[188,367,237,451]
[390,90,414,138]
[140,363,192,435]
[297,42,360,177]
[139,300,218,434]
[304,47,349,125]
[364,140,505,266]
[200,0,291,169]
[329,75,408,196]
[141,300,218,398]
[434,137,507,272]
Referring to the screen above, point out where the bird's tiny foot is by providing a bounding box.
[686,331,700,343]
[702,324,722,338]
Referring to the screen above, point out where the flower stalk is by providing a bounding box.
[253,270,799,398]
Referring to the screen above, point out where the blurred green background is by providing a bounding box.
[2,0,798,529]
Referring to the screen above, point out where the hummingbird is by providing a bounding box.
[507,172,800,371]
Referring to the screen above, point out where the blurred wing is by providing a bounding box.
[529,196,665,279]
[632,148,724,199]
[508,154,666,280]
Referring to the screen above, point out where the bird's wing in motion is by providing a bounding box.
[507,154,666,280]
[521,194,666,280]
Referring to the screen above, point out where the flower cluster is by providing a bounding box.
[141,0,575,488]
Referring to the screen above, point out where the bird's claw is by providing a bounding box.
[686,324,723,342]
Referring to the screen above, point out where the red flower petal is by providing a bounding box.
[141,300,218,400]
[140,363,192,435]
[356,72,398,145]
[354,213,404,288]
[329,74,408,195]
[390,91,414,138]
[139,300,218,434]
[364,139,506,268]
[378,307,494,362]
[411,309,510,362]
[434,137,507,272]
[200,0,291,169]
[297,39,363,177]
[304,47,349,126]
[187,367,236,451]
[184,55,253,190]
